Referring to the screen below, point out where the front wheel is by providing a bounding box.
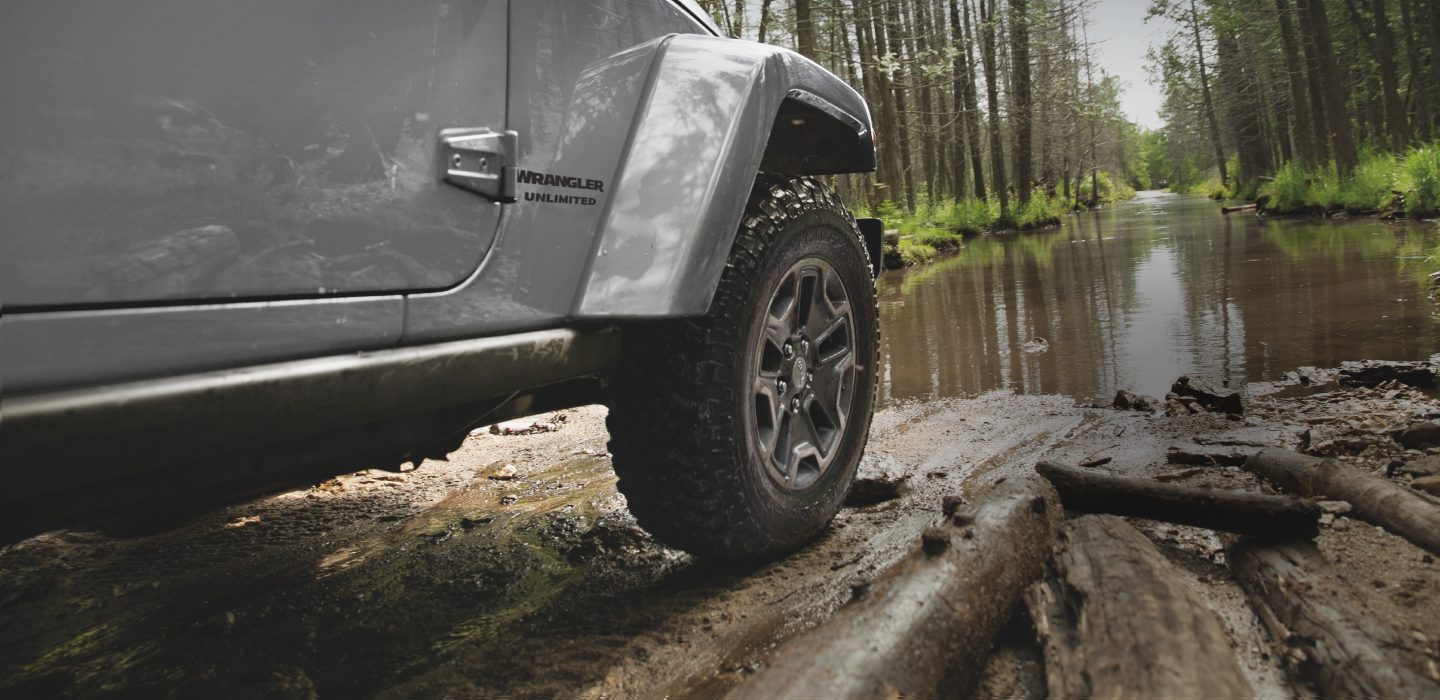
[606,176,879,562]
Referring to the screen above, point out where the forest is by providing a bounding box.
[693,0,1440,260]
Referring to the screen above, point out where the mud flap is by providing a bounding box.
[856,218,884,278]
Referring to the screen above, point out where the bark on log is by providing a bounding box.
[726,474,1061,700]
[1222,203,1259,213]
[1245,448,1440,554]
[1036,461,1319,538]
[1228,537,1440,695]
[1026,515,1252,697]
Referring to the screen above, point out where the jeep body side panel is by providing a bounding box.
[0,0,506,396]
[403,0,712,342]
[574,35,876,318]
[0,0,507,309]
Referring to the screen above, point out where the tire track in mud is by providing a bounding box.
[385,393,1084,699]
[0,395,1085,699]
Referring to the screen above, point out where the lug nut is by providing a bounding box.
[777,379,788,394]
[782,343,794,359]
[801,340,810,355]
[790,397,802,412]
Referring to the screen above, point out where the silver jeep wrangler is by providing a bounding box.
[0,0,884,561]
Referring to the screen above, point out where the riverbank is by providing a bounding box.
[874,185,1138,269]
[1253,144,1440,218]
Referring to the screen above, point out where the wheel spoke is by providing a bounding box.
[814,316,851,367]
[753,377,784,455]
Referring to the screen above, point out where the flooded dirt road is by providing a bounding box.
[5,199,1440,698]
[879,192,1440,404]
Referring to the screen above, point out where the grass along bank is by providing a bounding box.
[866,176,1137,268]
[1257,144,1440,218]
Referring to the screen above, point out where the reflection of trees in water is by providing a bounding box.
[880,208,1162,401]
[1229,217,1440,378]
[875,197,1440,403]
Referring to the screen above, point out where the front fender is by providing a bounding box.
[573,35,874,318]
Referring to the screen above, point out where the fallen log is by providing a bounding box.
[1228,537,1440,695]
[727,475,1061,700]
[1036,461,1319,538]
[1245,448,1440,554]
[1222,203,1258,213]
[1027,515,1252,697]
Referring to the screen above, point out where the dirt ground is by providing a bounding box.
[3,368,1439,698]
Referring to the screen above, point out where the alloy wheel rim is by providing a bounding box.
[751,257,857,491]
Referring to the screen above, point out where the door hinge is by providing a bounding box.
[439,128,518,203]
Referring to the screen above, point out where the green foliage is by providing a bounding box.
[1401,144,1440,218]
[1264,161,1310,213]
[870,193,1068,268]
[896,238,936,266]
[935,198,1001,234]
[1259,146,1440,216]
[1341,152,1399,212]
[1014,196,1065,230]
[1176,177,1230,199]
[1077,171,1137,205]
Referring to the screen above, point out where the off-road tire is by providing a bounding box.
[606,175,879,562]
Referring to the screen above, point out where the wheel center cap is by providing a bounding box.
[792,356,808,390]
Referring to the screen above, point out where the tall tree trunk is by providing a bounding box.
[1009,0,1033,205]
[1345,0,1407,151]
[1188,0,1228,186]
[979,0,1010,217]
[757,0,775,43]
[1421,0,1440,139]
[947,0,972,200]
[867,0,907,206]
[1275,0,1316,166]
[886,0,917,210]
[1299,0,1357,175]
[1215,28,1270,193]
[1296,0,1332,164]
[909,0,940,203]
[1399,0,1432,142]
[961,0,988,200]
[846,0,881,205]
[795,0,815,57]
[1369,0,1407,150]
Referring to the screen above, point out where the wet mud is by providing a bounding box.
[4,365,1440,697]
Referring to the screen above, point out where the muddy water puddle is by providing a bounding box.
[879,192,1440,404]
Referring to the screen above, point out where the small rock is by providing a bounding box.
[1113,390,1160,412]
[920,527,950,555]
[1393,421,1440,450]
[1410,476,1440,497]
[1171,375,1244,415]
[846,454,911,507]
[941,495,966,515]
[1080,456,1113,468]
[845,476,909,507]
[1397,455,1440,478]
[499,495,518,505]
[489,418,559,436]
[486,464,519,481]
